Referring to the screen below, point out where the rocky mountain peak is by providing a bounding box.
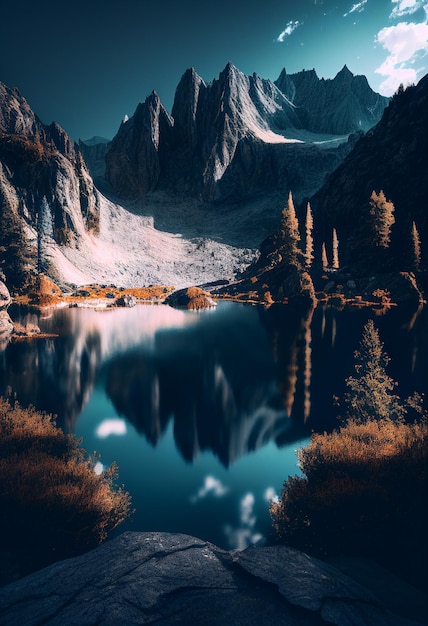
[274,65,389,134]
[46,121,76,159]
[172,67,206,134]
[0,81,40,137]
[106,62,389,203]
[0,81,100,289]
[105,88,174,199]
[336,64,353,79]
[220,61,241,79]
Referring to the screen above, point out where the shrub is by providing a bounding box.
[0,399,132,585]
[270,415,428,584]
[270,319,428,588]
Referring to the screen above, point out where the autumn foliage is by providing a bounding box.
[270,321,428,585]
[0,398,132,585]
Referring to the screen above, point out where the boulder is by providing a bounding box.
[0,280,11,309]
[165,286,217,310]
[115,294,137,307]
[0,532,421,626]
[360,272,424,305]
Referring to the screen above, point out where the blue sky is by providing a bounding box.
[0,0,427,140]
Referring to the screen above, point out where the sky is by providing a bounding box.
[0,0,427,141]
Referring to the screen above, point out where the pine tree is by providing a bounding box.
[278,191,302,269]
[368,190,395,249]
[410,221,421,272]
[304,202,314,269]
[348,190,395,273]
[343,319,405,422]
[332,228,339,270]
[0,208,35,292]
[321,242,328,269]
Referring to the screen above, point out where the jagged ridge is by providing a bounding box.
[105,63,387,203]
[0,81,99,253]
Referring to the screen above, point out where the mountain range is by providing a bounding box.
[103,63,387,203]
[2,62,427,297]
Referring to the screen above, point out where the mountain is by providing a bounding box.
[106,63,386,203]
[0,65,391,293]
[213,74,428,304]
[275,65,389,135]
[78,136,111,179]
[0,82,99,289]
[310,74,428,272]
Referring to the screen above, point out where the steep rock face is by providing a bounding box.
[106,63,382,203]
[105,91,174,199]
[78,136,111,178]
[310,74,428,271]
[0,81,100,259]
[0,83,40,136]
[275,65,389,134]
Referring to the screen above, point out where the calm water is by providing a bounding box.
[1,301,427,550]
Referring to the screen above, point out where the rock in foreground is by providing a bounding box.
[0,532,423,626]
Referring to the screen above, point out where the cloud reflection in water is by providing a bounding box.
[96,418,127,438]
[224,492,263,551]
[190,475,229,503]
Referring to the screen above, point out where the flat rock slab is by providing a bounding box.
[0,532,424,625]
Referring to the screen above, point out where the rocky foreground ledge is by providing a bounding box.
[0,532,425,626]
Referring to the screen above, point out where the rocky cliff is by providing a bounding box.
[0,82,100,287]
[309,74,428,272]
[275,65,389,135]
[78,136,111,179]
[105,63,386,203]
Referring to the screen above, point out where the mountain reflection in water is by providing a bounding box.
[1,301,426,466]
[1,301,427,550]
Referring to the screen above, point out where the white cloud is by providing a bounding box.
[96,418,127,438]
[390,0,425,18]
[344,0,368,17]
[263,487,279,504]
[276,20,302,42]
[375,18,428,93]
[190,475,229,503]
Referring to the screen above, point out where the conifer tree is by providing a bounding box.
[278,191,302,269]
[332,228,339,270]
[304,202,314,269]
[0,208,34,291]
[348,190,395,272]
[410,221,421,272]
[368,190,395,249]
[321,242,328,269]
[343,319,405,422]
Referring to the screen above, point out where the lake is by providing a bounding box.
[1,301,427,550]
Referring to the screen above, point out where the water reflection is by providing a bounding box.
[1,301,427,466]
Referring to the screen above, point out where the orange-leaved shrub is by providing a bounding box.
[270,319,428,587]
[0,398,132,585]
[270,416,428,560]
